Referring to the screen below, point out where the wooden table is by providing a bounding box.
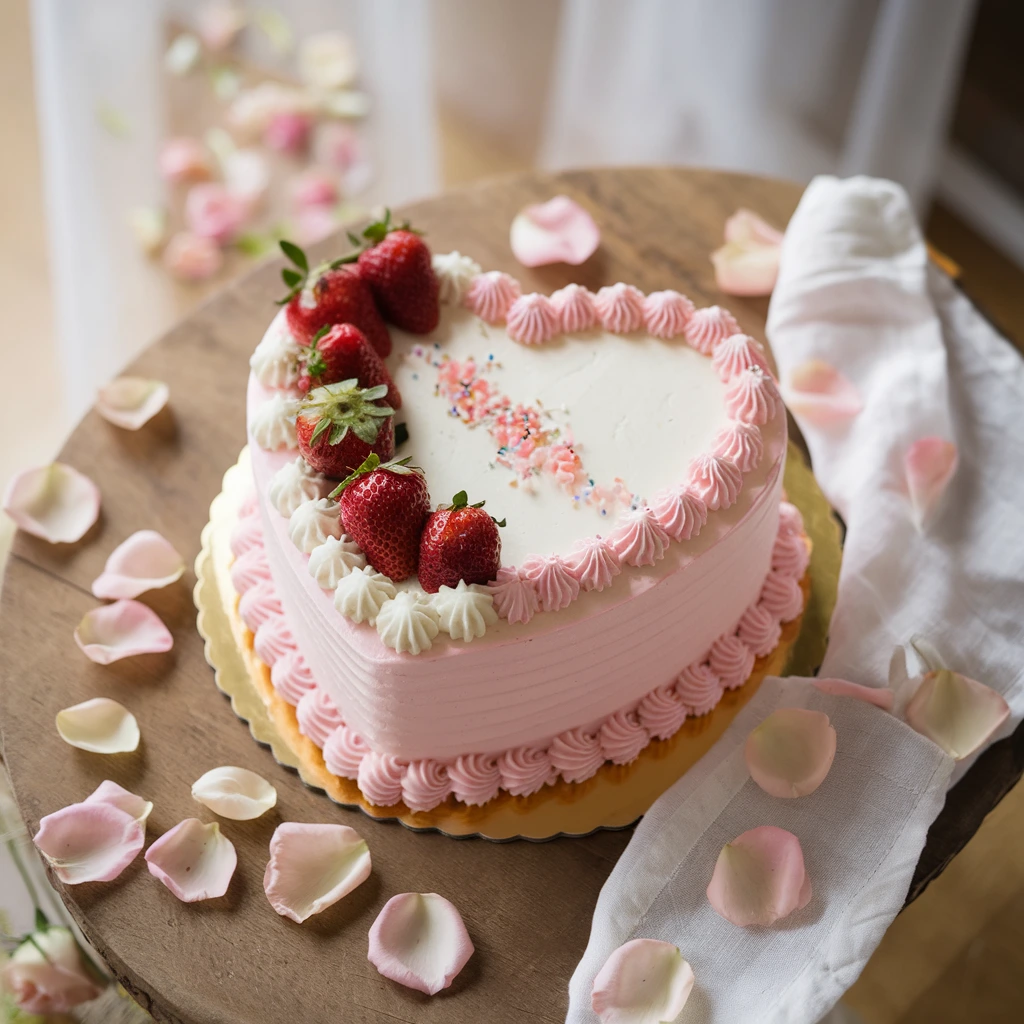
[1,168,1019,1024]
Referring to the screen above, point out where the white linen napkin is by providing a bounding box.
[565,175,1024,1022]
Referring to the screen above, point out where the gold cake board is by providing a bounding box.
[195,443,841,841]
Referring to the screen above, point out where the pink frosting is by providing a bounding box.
[711,333,771,381]
[551,283,597,332]
[498,746,555,797]
[708,635,755,690]
[599,709,649,765]
[253,616,296,667]
[464,271,521,323]
[549,728,604,783]
[608,506,670,566]
[772,531,810,580]
[778,501,804,537]
[270,649,316,705]
[737,604,781,657]
[238,579,283,632]
[357,751,405,807]
[448,753,501,806]
[650,487,708,542]
[230,546,270,594]
[675,663,724,716]
[687,454,743,511]
[565,535,621,591]
[760,571,804,622]
[521,555,580,612]
[637,685,688,740]
[239,489,259,518]
[322,723,369,778]
[506,292,559,345]
[594,283,645,333]
[686,306,740,355]
[401,760,452,812]
[643,290,694,339]
[488,566,540,624]
[229,514,263,558]
[725,366,781,425]
[712,423,764,473]
[296,686,343,748]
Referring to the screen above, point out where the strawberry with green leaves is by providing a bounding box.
[330,454,430,581]
[278,240,392,357]
[417,491,505,593]
[298,323,401,407]
[295,380,395,479]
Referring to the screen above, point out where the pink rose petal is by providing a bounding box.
[591,938,695,1024]
[905,437,958,530]
[368,892,474,995]
[74,599,173,664]
[510,195,600,267]
[264,822,370,923]
[145,818,237,902]
[95,377,169,430]
[2,925,105,1014]
[158,137,211,184]
[813,678,895,711]
[197,3,246,52]
[3,463,100,544]
[34,800,145,884]
[84,780,153,824]
[724,208,785,247]
[744,708,837,798]
[711,240,780,296]
[185,183,248,244]
[91,530,185,600]
[163,231,223,281]
[782,359,863,425]
[707,825,812,927]
[905,669,1009,761]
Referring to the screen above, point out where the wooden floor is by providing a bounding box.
[1,2,1023,1019]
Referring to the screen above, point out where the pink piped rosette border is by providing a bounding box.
[228,494,809,814]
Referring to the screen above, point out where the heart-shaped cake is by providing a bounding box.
[235,243,807,813]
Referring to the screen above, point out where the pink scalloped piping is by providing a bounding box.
[643,290,695,339]
[711,333,771,382]
[551,284,597,332]
[686,306,740,355]
[594,283,645,333]
[463,271,521,324]
[506,292,559,345]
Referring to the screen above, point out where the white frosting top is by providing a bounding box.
[434,581,498,641]
[333,565,396,625]
[250,392,300,451]
[288,497,342,553]
[376,591,440,654]
[268,457,332,518]
[250,324,300,390]
[308,534,366,589]
[432,250,482,305]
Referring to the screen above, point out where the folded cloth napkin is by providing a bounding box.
[566,175,1024,1022]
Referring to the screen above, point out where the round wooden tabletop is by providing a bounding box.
[1,168,1018,1024]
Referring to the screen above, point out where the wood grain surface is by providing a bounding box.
[0,167,1014,1024]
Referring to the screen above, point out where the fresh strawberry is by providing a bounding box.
[417,491,504,593]
[353,211,440,334]
[297,323,402,407]
[295,380,395,479]
[330,454,430,581]
[277,240,392,357]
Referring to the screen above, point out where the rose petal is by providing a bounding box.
[192,766,277,821]
[91,530,184,599]
[128,207,168,256]
[510,195,600,267]
[813,678,895,711]
[95,377,169,431]
[263,822,370,922]
[145,819,237,902]
[591,938,695,1024]
[2,463,100,544]
[223,148,271,209]
[707,825,812,927]
[905,437,958,530]
[744,708,837,798]
[367,892,474,995]
[34,800,144,883]
[56,698,140,754]
[711,240,780,296]
[74,600,173,664]
[84,780,153,825]
[905,669,1009,761]
[724,208,785,247]
[782,359,863,425]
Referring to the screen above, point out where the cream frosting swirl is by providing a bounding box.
[230,546,270,594]
[448,753,502,806]
[725,366,781,425]
[599,709,649,765]
[760,571,804,622]
[778,500,805,537]
[270,649,317,705]
[334,566,397,625]
[308,534,366,589]
[432,250,482,305]
[506,293,559,345]
[229,513,263,558]
[771,531,810,580]
[711,333,771,381]
[488,566,540,624]
[737,603,782,657]
[686,305,740,355]
[637,685,688,740]
[650,487,708,542]
[565,535,621,592]
[675,662,724,715]
[550,283,597,332]
[434,581,498,641]
[708,635,755,690]
[239,489,259,518]
[712,422,764,473]
[238,579,283,632]
[376,591,439,655]
[251,392,300,451]
[253,616,296,667]
[401,760,452,812]
[464,270,521,323]
[269,457,332,518]
[594,283,644,333]
[322,723,369,778]
[296,686,343,748]
[357,751,405,807]
[250,325,300,389]
[521,554,580,612]
[549,727,604,783]
[643,290,694,339]
[498,746,555,797]
[687,454,743,511]
[608,506,670,566]
[288,497,342,553]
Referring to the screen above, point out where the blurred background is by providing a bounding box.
[1,0,1023,1020]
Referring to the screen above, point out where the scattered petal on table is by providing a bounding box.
[128,207,168,256]
[165,33,201,76]
[299,31,359,91]
[2,463,100,544]
[158,137,211,185]
[56,698,140,754]
[193,766,277,821]
[905,437,958,530]
[367,892,474,995]
[510,195,600,267]
[591,938,695,1024]
[711,240,779,297]
[724,208,785,247]
[163,231,224,282]
[96,377,169,431]
[197,3,246,53]
[264,822,370,922]
[145,819,237,902]
[744,708,836,798]
[34,800,144,884]
[84,780,153,826]
[91,530,184,599]
[782,359,863,426]
[74,600,173,664]
[707,825,812,927]
[905,669,1009,761]
[813,678,895,711]
[223,149,271,210]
